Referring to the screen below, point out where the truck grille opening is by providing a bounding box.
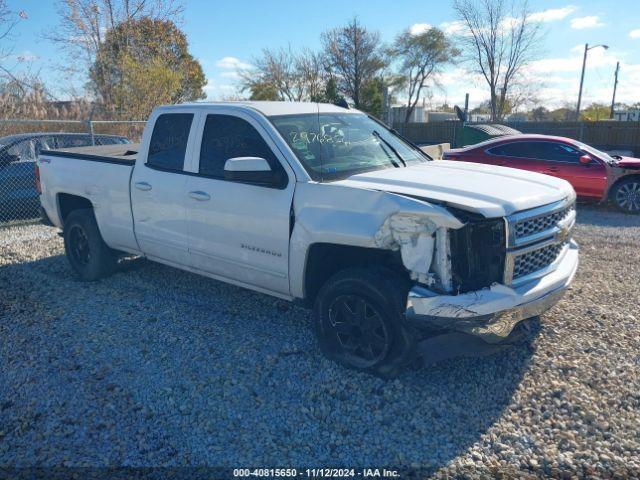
[512,242,566,280]
[514,204,574,240]
[449,216,505,293]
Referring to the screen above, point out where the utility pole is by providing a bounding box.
[610,61,620,119]
[464,93,469,122]
[576,43,609,120]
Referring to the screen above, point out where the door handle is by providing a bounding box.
[189,191,211,201]
[547,167,560,173]
[134,181,152,191]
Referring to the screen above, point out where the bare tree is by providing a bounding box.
[0,2,30,92]
[0,3,61,119]
[507,78,540,114]
[241,48,297,101]
[241,47,304,101]
[295,49,330,101]
[241,47,329,102]
[321,17,386,108]
[390,27,459,124]
[454,0,541,121]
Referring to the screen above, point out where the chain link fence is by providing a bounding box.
[0,119,145,226]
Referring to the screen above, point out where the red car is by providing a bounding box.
[443,134,640,213]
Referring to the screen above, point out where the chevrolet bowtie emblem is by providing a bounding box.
[556,223,571,242]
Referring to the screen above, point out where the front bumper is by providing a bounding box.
[406,240,579,343]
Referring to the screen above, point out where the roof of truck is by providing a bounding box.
[165,101,354,117]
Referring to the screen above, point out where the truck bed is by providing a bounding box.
[39,143,140,253]
[43,143,139,165]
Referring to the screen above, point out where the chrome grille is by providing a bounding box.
[513,242,566,280]
[504,198,576,285]
[514,204,574,240]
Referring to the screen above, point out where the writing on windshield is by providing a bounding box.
[270,113,426,181]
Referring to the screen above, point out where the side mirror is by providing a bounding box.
[579,154,592,165]
[224,157,285,187]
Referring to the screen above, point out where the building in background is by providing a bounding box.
[613,110,640,121]
[389,105,458,124]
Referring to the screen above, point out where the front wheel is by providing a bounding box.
[313,268,416,377]
[612,178,640,214]
[63,209,117,281]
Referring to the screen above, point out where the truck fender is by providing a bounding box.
[289,182,463,299]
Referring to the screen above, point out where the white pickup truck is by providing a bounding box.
[38,101,579,376]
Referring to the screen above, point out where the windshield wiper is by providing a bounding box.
[372,130,406,167]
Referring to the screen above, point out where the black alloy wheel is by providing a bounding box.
[313,267,417,377]
[63,209,117,281]
[68,224,91,266]
[326,294,391,369]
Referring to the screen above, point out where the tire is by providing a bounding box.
[313,267,416,377]
[63,209,117,281]
[611,178,640,214]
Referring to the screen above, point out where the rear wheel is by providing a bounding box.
[314,268,416,377]
[63,209,117,281]
[612,178,640,214]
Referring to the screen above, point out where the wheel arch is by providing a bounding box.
[57,193,94,226]
[301,243,408,308]
[609,173,640,196]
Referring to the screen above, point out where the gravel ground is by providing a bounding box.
[1,205,639,477]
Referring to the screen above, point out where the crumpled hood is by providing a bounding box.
[333,160,575,217]
[615,156,640,169]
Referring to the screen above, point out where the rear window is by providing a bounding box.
[95,136,129,145]
[7,140,35,161]
[147,113,194,171]
[488,143,531,157]
[56,135,90,148]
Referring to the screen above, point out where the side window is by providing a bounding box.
[546,143,581,163]
[7,140,35,161]
[487,145,506,156]
[147,113,194,171]
[488,142,532,158]
[34,137,54,155]
[522,142,552,160]
[57,135,90,148]
[520,142,581,162]
[199,114,280,179]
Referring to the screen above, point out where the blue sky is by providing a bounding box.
[6,0,640,110]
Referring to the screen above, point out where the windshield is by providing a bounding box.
[270,112,428,181]
[578,143,615,163]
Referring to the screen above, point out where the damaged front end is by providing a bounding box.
[373,213,450,289]
[376,198,579,344]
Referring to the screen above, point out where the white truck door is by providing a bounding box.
[184,112,295,296]
[131,112,197,265]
